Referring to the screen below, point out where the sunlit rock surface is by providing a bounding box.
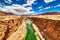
[0,12,60,40]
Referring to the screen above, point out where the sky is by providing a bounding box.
[0,0,60,15]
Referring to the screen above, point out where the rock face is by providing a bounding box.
[0,16,25,40]
[6,20,27,40]
[28,17,60,40]
[0,15,60,40]
[0,24,7,40]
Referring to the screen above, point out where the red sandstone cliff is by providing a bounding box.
[0,11,60,40]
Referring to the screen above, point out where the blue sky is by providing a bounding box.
[0,0,60,15]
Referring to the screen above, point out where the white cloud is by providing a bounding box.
[39,9,43,11]
[27,0,36,5]
[23,0,36,6]
[54,4,60,8]
[44,6,51,9]
[0,0,36,15]
[39,6,51,11]
[44,0,56,3]
[38,6,43,9]
[56,4,60,7]
[0,4,32,15]
[4,0,12,4]
[38,7,42,8]
[30,11,35,13]
[26,7,32,10]
[33,1,37,5]
[57,4,60,6]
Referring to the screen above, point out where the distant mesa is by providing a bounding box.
[0,11,15,16]
[38,12,60,15]
[0,11,60,16]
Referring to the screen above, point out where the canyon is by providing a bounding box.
[0,12,60,40]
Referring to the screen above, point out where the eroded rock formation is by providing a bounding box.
[28,17,60,40]
[0,15,60,40]
[0,16,25,40]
